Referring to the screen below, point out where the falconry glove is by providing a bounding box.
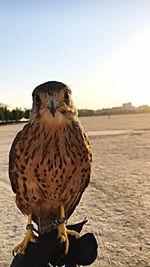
[10,220,98,267]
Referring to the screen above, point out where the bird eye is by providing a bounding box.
[34,94,41,106]
[64,91,69,101]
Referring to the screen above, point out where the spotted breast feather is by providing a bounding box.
[9,119,91,228]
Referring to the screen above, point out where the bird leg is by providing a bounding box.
[57,205,80,254]
[13,214,37,255]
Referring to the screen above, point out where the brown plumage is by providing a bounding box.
[9,81,92,253]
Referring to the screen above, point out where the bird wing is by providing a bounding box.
[9,124,28,194]
[63,121,92,219]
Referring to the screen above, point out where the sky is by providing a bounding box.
[1,0,150,110]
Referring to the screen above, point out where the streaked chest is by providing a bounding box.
[14,119,90,188]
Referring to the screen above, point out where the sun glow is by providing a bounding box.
[82,26,150,109]
[117,27,150,106]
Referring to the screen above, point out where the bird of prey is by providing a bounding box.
[9,81,92,255]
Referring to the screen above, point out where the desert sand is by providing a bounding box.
[0,113,150,267]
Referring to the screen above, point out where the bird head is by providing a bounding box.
[31,81,77,122]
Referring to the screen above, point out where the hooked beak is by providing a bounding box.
[47,97,57,117]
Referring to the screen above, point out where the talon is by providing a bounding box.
[57,205,80,254]
[13,228,37,255]
[13,214,37,255]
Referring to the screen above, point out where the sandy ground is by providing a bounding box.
[0,113,150,267]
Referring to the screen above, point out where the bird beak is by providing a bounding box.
[47,97,57,117]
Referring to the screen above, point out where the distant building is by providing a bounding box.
[121,102,135,111]
[110,102,135,113]
[95,108,110,115]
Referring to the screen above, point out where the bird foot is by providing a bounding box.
[13,229,37,255]
[57,223,80,254]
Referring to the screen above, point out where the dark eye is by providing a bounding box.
[34,94,41,106]
[64,91,69,103]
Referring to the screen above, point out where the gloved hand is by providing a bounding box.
[10,219,98,267]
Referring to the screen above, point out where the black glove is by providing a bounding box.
[10,219,98,267]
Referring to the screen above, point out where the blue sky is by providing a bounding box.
[1,1,150,109]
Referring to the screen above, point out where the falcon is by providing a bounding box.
[9,81,92,255]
